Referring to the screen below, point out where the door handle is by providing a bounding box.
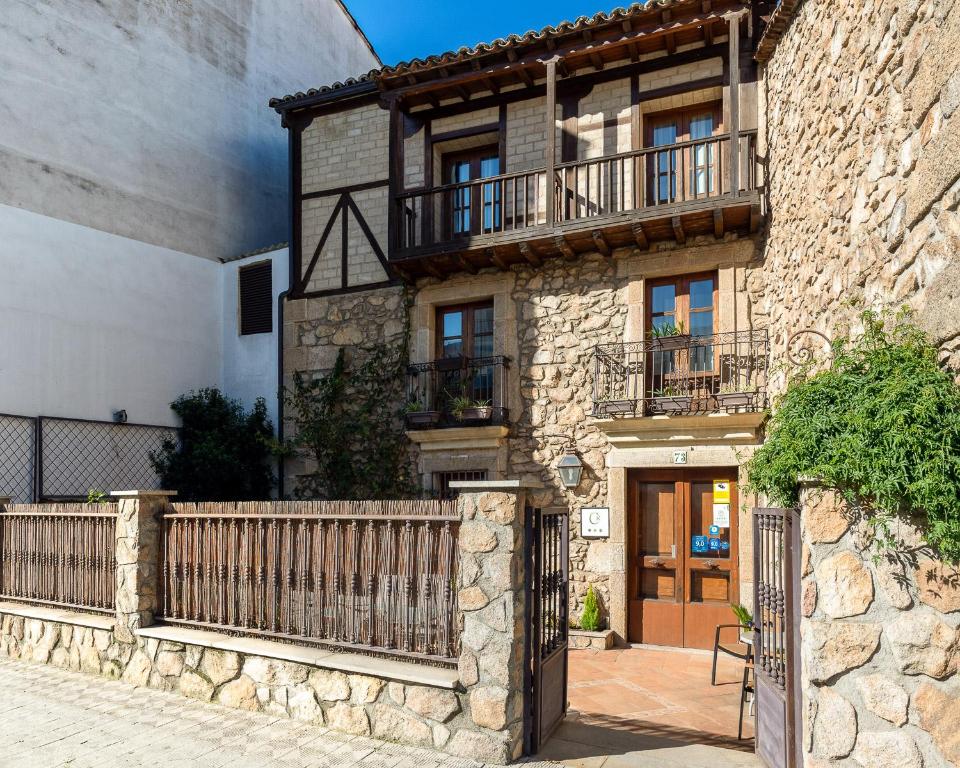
[651,558,664,568]
[703,560,720,570]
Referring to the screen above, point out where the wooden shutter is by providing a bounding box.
[239,261,273,335]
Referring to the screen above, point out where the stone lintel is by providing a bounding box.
[448,479,543,492]
[110,490,178,498]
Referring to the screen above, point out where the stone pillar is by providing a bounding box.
[111,490,176,643]
[447,480,534,765]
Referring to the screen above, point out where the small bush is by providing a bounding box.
[747,310,960,561]
[150,388,275,501]
[580,585,601,632]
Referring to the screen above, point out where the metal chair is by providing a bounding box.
[739,652,755,740]
[711,623,752,685]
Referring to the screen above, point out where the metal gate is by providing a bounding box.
[523,506,569,755]
[753,507,802,768]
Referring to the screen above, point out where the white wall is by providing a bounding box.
[220,248,289,432]
[0,0,379,261]
[0,204,221,426]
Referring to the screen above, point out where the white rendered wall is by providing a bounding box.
[220,249,289,433]
[0,204,222,427]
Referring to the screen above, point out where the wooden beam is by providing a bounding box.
[545,59,558,227]
[454,85,471,102]
[487,248,509,271]
[632,222,648,250]
[728,11,742,197]
[422,260,444,280]
[555,235,576,261]
[457,255,478,275]
[480,77,500,95]
[665,33,677,54]
[750,203,763,233]
[704,18,715,46]
[672,216,686,245]
[592,229,611,256]
[519,242,543,267]
[713,208,725,238]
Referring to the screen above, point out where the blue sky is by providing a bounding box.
[344,1,621,67]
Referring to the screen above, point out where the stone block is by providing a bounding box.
[914,560,960,613]
[244,657,308,687]
[458,586,489,612]
[469,685,510,730]
[326,702,369,735]
[217,675,259,711]
[179,670,214,701]
[445,729,510,764]
[815,551,874,618]
[811,688,857,759]
[371,703,433,746]
[851,731,923,768]
[913,681,960,765]
[404,685,460,722]
[348,675,384,704]
[459,522,498,553]
[308,669,351,701]
[803,621,881,683]
[887,612,960,678]
[855,674,909,726]
[155,650,184,678]
[200,649,240,686]
[287,686,323,723]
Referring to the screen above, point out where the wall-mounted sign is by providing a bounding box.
[713,480,730,504]
[673,450,688,465]
[713,503,731,528]
[581,507,610,538]
[692,535,709,554]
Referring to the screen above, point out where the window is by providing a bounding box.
[436,301,495,405]
[238,261,272,335]
[647,273,717,390]
[434,470,488,500]
[645,104,722,204]
[442,147,501,237]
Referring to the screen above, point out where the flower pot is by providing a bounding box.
[648,396,692,415]
[405,410,441,429]
[597,400,636,417]
[456,406,493,422]
[649,334,691,351]
[716,392,755,409]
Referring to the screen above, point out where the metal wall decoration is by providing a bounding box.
[160,500,460,663]
[0,503,118,614]
[785,329,833,367]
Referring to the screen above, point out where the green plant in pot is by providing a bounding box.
[649,320,689,350]
[450,393,494,421]
[404,395,440,428]
[730,603,753,629]
[649,386,691,414]
[580,585,602,632]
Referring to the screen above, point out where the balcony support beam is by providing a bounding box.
[544,58,558,227]
[713,208,725,239]
[632,223,649,250]
[592,230,611,257]
[487,248,509,271]
[555,235,576,261]
[672,216,686,245]
[519,242,543,267]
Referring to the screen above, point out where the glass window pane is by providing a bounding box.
[651,284,676,314]
[473,306,494,336]
[480,156,500,178]
[689,311,713,338]
[451,160,471,184]
[443,311,463,340]
[442,339,463,357]
[474,335,493,358]
[690,279,713,309]
[689,113,714,141]
[653,123,677,146]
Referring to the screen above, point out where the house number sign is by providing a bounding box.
[581,507,610,538]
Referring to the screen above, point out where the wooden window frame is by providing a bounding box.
[440,145,501,239]
[238,260,273,336]
[643,102,724,204]
[435,300,495,360]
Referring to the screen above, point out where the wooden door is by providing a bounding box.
[628,469,739,650]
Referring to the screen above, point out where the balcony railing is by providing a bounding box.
[395,131,757,254]
[592,330,769,418]
[405,356,510,430]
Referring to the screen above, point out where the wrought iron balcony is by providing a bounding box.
[392,131,760,276]
[592,331,769,418]
[405,356,510,430]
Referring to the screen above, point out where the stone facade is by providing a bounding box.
[757,0,960,382]
[798,484,960,768]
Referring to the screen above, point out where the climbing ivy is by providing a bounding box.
[286,340,418,501]
[747,310,960,562]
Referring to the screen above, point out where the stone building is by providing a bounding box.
[273,0,957,661]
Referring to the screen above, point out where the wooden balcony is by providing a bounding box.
[391,131,761,278]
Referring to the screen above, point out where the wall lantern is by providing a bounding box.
[557,451,584,489]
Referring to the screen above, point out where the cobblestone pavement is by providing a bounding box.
[0,658,557,768]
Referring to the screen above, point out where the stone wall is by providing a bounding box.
[758,0,960,383]
[798,484,960,768]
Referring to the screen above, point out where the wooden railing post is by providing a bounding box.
[111,490,176,642]
[544,59,558,227]
[727,11,744,197]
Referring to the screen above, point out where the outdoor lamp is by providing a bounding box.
[557,451,583,489]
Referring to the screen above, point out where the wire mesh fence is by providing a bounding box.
[0,415,178,502]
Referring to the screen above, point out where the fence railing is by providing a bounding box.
[0,503,118,613]
[592,330,769,418]
[394,131,758,255]
[405,355,510,430]
[159,500,461,662]
[0,414,178,503]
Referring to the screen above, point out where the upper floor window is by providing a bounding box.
[645,104,722,204]
[238,261,272,335]
[648,273,717,375]
[443,147,501,237]
[437,301,494,359]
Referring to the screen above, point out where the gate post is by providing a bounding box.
[449,480,537,764]
[110,490,176,643]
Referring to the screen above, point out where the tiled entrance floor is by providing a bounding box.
[536,646,760,768]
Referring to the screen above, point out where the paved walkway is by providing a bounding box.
[0,658,555,768]
[536,646,760,768]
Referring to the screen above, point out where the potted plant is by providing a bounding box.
[648,321,690,351]
[731,603,754,643]
[648,387,692,414]
[715,383,758,410]
[453,397,494,422]
[404,399,440,428]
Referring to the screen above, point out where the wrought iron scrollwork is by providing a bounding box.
[786,329,832,367]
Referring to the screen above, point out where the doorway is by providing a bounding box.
[627,468,740,650]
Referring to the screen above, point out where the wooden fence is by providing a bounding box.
[0,503,118,613]
[159,500,461,662]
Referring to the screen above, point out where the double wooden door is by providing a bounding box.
[627,469,739,650]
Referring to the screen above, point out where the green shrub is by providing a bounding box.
[747,310,960,561]
[150,388,275,501]
[580,585,601,632]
